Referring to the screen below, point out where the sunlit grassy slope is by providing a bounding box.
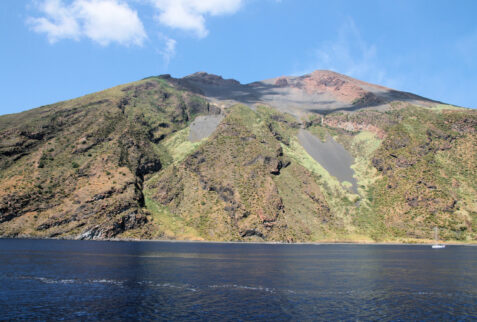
[0,76,475,243]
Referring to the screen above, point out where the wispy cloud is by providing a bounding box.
[299,18,396,87]
[28,0,147,46]
[149,0,243,38]
[156,33,176,66]
[456,29,477,66]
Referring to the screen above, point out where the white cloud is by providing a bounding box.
[28,0,246,64]
[28,0,147,46]
[27,0,81,42]
[150,0,243,38]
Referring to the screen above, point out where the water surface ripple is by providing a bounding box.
[1,239,476,320]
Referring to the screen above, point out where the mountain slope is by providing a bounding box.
[0,72,475,242]
[176,70,438,115]
[0,78,215,238]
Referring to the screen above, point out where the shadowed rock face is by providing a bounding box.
[297,129,358,193]
[177,70,438,117]
[0,70,475,243]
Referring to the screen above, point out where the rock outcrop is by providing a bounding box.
[0,72,475,242]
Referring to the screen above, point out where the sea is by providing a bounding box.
[1,239,476,320]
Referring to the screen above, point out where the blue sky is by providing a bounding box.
[1,0,476,115]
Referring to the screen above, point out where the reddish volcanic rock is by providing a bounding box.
[177,69,437,116]
[300,70,388,103]
[274,77,289,87]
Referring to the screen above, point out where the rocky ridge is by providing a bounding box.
[0,71,475,242]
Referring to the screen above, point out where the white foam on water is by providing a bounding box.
[32,277,76,284]
[90,279,124,286]
[208,284,275,293]
[22,276,124,286]
[156,283,197,292]
[138,280,197,292]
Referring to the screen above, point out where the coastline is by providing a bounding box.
[1,236,476,246]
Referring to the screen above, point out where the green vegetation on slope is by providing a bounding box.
[0,77,214,239]
[0,76,475,243]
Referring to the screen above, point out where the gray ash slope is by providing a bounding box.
[164,70,439,117]
[161,70,439,195]
[1,69,475,242]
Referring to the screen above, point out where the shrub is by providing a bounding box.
[38,152,48,168]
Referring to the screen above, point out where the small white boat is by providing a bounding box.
[432,227,445,249]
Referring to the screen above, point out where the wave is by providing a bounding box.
[90,279,124,286]
[19,276,124,286]
[137,281,197,292]
[208,284,277,293]
[14,276,471,300]
[18,276,296,294]
[32,277,76,284]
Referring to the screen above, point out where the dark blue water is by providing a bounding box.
[1,239,476,320]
